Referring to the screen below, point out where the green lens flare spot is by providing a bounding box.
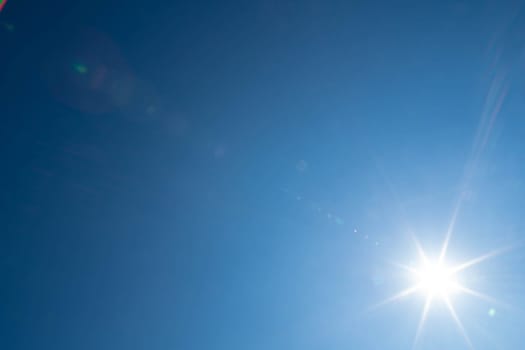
[72,63,88,74]
[488,308,496,317]
[4,23,14,31]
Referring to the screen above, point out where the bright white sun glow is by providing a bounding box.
[372,234,511,349]
[416,262,458,298]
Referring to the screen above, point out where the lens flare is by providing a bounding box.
[372,237,511,349]
[72,63,88,74]
[0,0,8,12]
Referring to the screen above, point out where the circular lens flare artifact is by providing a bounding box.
[44,28,160,119]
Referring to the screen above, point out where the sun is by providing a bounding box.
[372,234,511,349]
[415,261,458,298]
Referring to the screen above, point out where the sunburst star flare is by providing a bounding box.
[373,237,510,349]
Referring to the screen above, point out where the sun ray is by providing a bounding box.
[439,199,463,263]
[413,295,432,349]
[370,285,422,311]
[451,246,513,273]
[389,261,418,274]
[412,236,429,265]
[454,284,510,309]
[444,297,473,349]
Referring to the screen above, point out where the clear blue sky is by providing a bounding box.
[2,1,525,349]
